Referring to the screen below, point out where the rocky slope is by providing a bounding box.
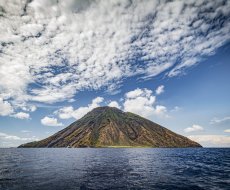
[19,106,202,148]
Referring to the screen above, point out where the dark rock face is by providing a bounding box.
[19,107,202,148]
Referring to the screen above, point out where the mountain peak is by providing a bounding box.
[91,106,121,112]
[19,106,202,148]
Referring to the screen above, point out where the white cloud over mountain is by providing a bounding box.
[54,87,167,120]
[0,0,230,115]
[108,101,121,109]
[55,96,104,120]
[124,88,168,118]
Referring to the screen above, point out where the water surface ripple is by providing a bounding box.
[0,148,229,190]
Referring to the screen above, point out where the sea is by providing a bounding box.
[0,148,229,190]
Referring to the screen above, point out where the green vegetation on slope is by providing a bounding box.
[19,106,202,148]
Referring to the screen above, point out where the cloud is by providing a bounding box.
[125,88,152,99]
[184,124,204,133]
[0,98,14,116]
[55,97,104,120]
[188,135,230,147]
[155,105,168,116]
[210,116,230,124]
[68,99,75,103]
[224,129,230,133]
[0,0,229,111]
[0,132,39,147]
[12,112,30,120]
[56,106,74,120]
[124,88,156,118]
[22,105,37,112]
[155,85,164,95]
[0,132,38,141]
[108,101,121,109]
[21,130,31,133]
[123,88,168,118]
[0,98,33,119]
[170,106,182,112]
[55,88,168,120]
[41,116,63,127]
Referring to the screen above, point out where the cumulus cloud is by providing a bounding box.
[55,88,168,120]
[124,88,156,118]
[123,88,168,118]
[210,116,230,124]
[155,85,164,95]
[41,116,63,127]
[224,129,230,133]
[22,105,37,112]
[184,124,204,133]
[155,105,168,116]
[108,101,121,109]
[0,0,229,111]
[56,106,74,120]
[55,96,104,120]
[12,112,30,120]
[0,98,14,116]
[188,135,230,147]
[125,88,152,99]
[0,98,33,119]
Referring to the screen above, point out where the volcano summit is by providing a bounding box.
[19,107,201,148]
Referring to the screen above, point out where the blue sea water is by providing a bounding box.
[0,148,229,190]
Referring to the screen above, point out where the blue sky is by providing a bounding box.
[0,0,230,147]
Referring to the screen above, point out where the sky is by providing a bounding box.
[0,0,230,147]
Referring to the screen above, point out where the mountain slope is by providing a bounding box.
[19,107,202,148]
